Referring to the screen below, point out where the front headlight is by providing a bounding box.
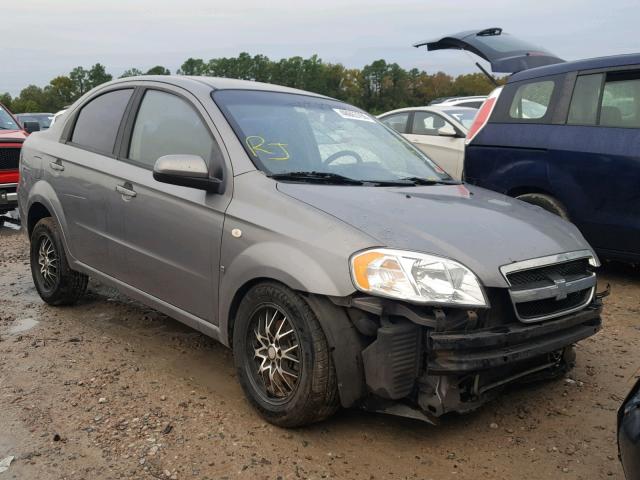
[350,248,487,307]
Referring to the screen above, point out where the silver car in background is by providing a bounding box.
[19,76,603,427]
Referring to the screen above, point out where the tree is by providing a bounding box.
[120,68,144,78]
[178,58,207,76]
[87,63,112,88]
[43,76,75,111]
[7,55,497,114]
[0,93,12,110]
[69,66,89,97]
[146,65,170,75]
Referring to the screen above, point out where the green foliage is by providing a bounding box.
[145,65,171,75]
[3,54,499,114]
[120,68,144,78]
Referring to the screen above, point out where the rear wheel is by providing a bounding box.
[516,193,570,221]
[233,282,339,427]
[30,217,88,305]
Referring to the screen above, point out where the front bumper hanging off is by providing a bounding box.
[349,292,604,422]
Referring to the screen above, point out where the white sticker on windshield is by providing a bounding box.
[332,108,374,123]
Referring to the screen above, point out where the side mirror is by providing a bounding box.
[23,121,40,134]
[153,154,223,193]
[438,124,458,137]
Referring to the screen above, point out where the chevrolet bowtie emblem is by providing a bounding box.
[553,278,569,300]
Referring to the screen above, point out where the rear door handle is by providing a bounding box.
[49,160,64,171]
[116,183,137,198]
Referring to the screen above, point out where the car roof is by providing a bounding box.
[106,75,330,98]
[510,53,640,82]
[16,112,53,116]
[379,105,477,116]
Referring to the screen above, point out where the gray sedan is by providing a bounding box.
[19,76,602,427]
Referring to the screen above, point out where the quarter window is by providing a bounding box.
[380,113,409,133]
[509,80,554,120]
[71,89,133,154]
[568,74,603,125]
[129,90,214,168]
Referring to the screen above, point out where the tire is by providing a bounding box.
[30,217,88,305]
[516,193,570,221]
[233,282,339,427]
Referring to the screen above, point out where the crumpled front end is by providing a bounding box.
[328,251,605,422]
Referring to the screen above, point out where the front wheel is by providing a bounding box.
[30,217,88,305]
[233,282,339,427]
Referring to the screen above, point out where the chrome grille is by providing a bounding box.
[0,147,20,170]
[500,251,596,323]
[507,258,590,287]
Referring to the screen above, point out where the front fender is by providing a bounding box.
[218,240,355,346]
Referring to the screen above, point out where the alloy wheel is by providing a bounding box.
[37,236,58,290]
[248,305,302,402]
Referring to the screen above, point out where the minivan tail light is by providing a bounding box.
[465,86,503,145]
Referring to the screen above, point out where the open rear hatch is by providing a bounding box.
[414,27,564,74]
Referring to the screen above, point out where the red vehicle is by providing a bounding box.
[0,103,32,217]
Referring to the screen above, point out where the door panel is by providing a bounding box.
[48,147,125,276]
[48,88,134,275]
[404,133,464,179]
[406,111,464,179]
[114,85,231,323]
[548,125,640,255]
[113,163,225,321]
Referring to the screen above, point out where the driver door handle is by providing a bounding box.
[116,183,137,198]
[49,160,64,171]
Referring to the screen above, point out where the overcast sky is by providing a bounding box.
[4,0,638,96]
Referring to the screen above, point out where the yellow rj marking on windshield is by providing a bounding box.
[246,136,290,161]
[246,136,273,157]
[267,142,290,161]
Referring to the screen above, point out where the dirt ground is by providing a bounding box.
[1,220,639,480]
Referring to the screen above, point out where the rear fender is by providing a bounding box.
[24,180,76,264]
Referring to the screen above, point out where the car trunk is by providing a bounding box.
[414,27,565,74]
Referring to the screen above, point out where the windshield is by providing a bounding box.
[213,90,450,183]
[442,108,477,130]
[18,114,52,129]
[0,107,19,130]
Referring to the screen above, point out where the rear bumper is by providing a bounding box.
[428,307,601,374]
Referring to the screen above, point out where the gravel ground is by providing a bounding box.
[1,221,639,480]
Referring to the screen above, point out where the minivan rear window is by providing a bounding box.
[509,80,554,120]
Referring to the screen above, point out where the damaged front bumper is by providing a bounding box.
[340,289,605,423]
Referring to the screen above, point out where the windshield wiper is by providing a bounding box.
[268,171,364,185]
[400,176,462,186]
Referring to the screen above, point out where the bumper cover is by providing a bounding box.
[428,307,601,374]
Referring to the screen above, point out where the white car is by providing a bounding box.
[378,106,477,180]
[430,96,487,109]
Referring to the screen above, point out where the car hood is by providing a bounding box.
[0,129,27,142]
[277,182,594,287]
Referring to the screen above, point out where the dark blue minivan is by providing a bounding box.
[416,29,640,263]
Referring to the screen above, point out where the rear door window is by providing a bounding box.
[380,113,409,133]
[600,72,640,128]
[509,80,555,120]
[71,89,133,154]
[128,90,214,168]
[567,73,603,125]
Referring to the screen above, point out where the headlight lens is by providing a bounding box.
[351,248,487,306]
